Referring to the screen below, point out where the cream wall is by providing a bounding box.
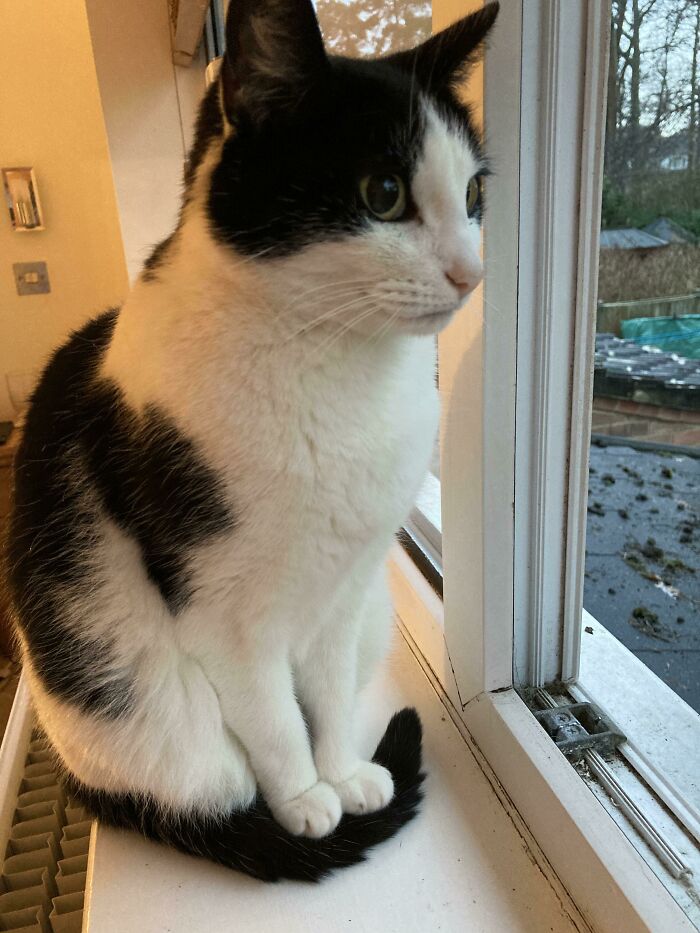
[0,0,129,422]
[85,0,206,282]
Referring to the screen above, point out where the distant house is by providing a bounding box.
[659,153,689,171]
[643,217,697,246]
[599,228,668,250]
[657,130,689,172]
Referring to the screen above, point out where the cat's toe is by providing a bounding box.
[273,781,342,838]
[334,761,394,815]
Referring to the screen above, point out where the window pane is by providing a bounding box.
[585,0,700,712]
[315,1,431,55]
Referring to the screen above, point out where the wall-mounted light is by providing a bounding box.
[2,167,44,231]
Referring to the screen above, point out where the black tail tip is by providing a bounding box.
[372,706,423,778]
[295,705,426,882]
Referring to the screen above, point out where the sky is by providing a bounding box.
[631,0,697,135]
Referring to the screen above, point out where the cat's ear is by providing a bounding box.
[384,3,499,92]
[221,0,329,125]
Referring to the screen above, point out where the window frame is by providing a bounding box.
[391,1,696,927]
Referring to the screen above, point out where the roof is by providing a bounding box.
[584,441,700,713]
[594,333,700,394]
[643,217,697,245]
[599,228,669,250]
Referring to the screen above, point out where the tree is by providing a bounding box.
[315,1,431,57]
[689,1,700,171]
[601,0,700,238]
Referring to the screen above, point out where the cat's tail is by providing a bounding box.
[63,707,425,882]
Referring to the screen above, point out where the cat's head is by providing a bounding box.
[185,0,499,338]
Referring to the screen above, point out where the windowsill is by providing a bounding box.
[389,550,695,933]
[574,610,700,839]
[83,631,584,933]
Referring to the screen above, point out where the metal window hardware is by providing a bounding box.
[524,692,626,761]
[523,688,691,880]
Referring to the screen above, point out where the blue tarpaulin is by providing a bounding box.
[621,315,700,360]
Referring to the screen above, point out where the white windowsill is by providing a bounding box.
[84,630,585,933]
[575,610,700,842]
[389,549,695,933]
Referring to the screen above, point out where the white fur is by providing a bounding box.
[30,96,482,836]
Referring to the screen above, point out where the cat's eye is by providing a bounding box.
[359,174,407,221]
[466,175,482,218]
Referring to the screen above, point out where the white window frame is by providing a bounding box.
[390,1,696,929]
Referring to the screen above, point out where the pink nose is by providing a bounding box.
[445,271,474,300]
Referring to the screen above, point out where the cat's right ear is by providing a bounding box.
[221,0,329,126]
[383,2,499,92]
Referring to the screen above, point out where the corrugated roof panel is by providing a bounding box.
[599,228,669,250]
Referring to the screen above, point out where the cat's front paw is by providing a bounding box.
[272,781,342,838]
[333,761,394,815]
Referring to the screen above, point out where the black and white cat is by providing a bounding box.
[7,0,498,881]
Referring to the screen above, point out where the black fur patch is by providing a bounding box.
[78,390,233,612]
[7,311,234,717]
[208,58,429,258]
[63,707,425,882]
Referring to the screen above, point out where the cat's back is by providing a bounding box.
[9,309,119,590]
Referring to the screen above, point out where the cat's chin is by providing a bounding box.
[394,308,457,336]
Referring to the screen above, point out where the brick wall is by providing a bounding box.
[592,396,700,446]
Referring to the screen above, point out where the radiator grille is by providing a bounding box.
[0,731,92,933]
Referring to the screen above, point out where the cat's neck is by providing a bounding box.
[103,206,414,418]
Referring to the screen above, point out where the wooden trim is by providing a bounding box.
[512,0,609,686]
[435,0,518,704]
[388,545,461,710]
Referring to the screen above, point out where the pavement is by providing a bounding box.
[584,440,700,713]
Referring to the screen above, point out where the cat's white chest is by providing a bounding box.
[289,337,438,569]
[173,330,438,616]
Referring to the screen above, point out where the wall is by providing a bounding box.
[0,0,129,422]
[593,397,700,447]
[85,0,206,282]
[598,243,700,303]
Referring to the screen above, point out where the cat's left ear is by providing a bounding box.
[384,2,499,92]
[221,0,329,125]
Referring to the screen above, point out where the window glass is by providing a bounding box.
[315,1,431,55]
[584,0,700,712]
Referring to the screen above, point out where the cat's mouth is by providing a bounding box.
[395,306,457,336]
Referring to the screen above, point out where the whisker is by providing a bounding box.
[281,277,379,312]
[369,306,402,345]
[284,293,373,341]
[304,303,383,365]
[280,286,369,319]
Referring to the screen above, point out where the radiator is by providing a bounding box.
[0,678,92,933]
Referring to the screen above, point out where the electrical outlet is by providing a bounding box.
[13,261,50,296]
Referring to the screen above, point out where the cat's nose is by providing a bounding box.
[445,267,481,300]
[445,254,483,300]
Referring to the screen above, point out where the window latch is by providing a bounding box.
[533,701,625,761]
